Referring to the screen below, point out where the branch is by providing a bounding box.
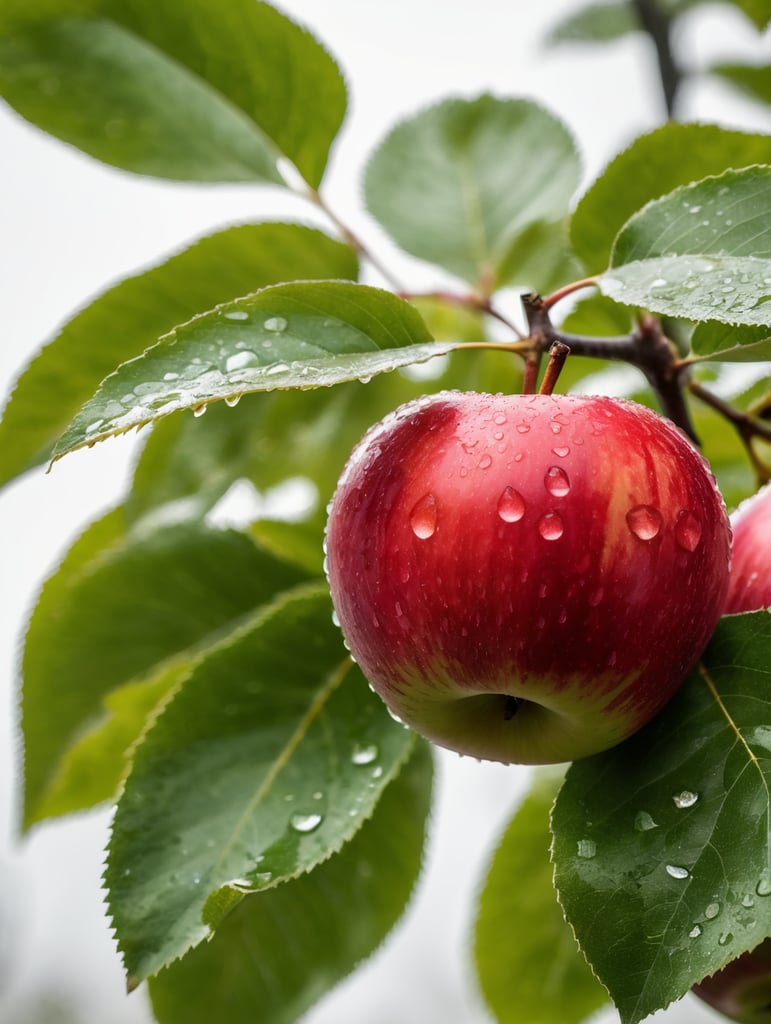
[631,0,683,118]
[689,381,771,485]
[521,294,700,443]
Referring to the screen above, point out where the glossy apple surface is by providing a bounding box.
[692,939,771,1023]
[325,391,731,764]
[725,483,771,613]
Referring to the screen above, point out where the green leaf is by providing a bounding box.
[710,62,771,107]
[544,1,639,46]
[0,1,346,186]
[691,322,771,362]
[106,585,417,984]
[571,123,771,272]
[599,167,771,325]
[0,223,357,490]
[22,519,309,826]
[552,612,771,1024]
[35,665,183,821]
[474,772,609,1024]
[51,283,451,461]
[364,95,580,290]
[147,742,432,1023]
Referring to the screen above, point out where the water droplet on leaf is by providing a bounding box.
[264,316,288,333]
[290,813,322,833]
[351,743,379,765]
[673,790,699,809]
[577,839,596,859]
[635,811,658,831]
[666,864,690,879]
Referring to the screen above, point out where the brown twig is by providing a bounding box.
[539,342,571,396]
[689,381,771,484]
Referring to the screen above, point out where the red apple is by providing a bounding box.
[325,390,731,764]
[725,483,771,613]
[691,939,771,1023]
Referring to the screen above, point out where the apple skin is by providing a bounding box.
[325,390,731,765]
[691,939,771,1023]
[725,483,771,613]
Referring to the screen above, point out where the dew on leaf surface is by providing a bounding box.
[666,864,690,879]
[351,743,379,766]
[576,839,596,859]
[673,790,699,809]
[222,310,249,321]
[264,316,288,333]
[290,813,323,834]
[705,902,721,919]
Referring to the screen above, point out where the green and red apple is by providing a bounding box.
[325,390,732,764]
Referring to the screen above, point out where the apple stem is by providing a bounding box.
[538,342,571,396]
[521,294,700,444]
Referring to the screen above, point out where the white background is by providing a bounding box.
[1,1,770,1021]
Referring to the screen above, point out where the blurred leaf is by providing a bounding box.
[474,771,609,1024]
[544,1,638,46]
[599,167,771,326]
[495,218,582,295]
[148,742,433,1024]
[364,95,580,290]
[106,585,417,984]
[552,611,771,1024]
[0,0,346,186]
[22,520,309,826]
[559,292,636,336]
[724,0,771,29]
[51,283,453,460]
[0,223,357,490]
[710,62,771,107]
[571,123,771,272]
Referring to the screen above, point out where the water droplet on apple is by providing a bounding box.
[544,466,570,497]
[478,454,493,470]
[351,743,379,765]
[577,839,596,859]
[290,812,323,833]
[626,504,662,540]
[705,902,721,919]
[494,413,507,425]
[264,316,288,333]
[516,423,530,434]
[550,422,562,434]
[675,510,702,551]
[689,925,702,938]
[538,512,564,541]
[634,810,658,831]
[673,790,699,808]
[666,864,690,879]
[552,445,570,457]
[497,487,525,523]
[410,494,437,539]
[588,587,604,607]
